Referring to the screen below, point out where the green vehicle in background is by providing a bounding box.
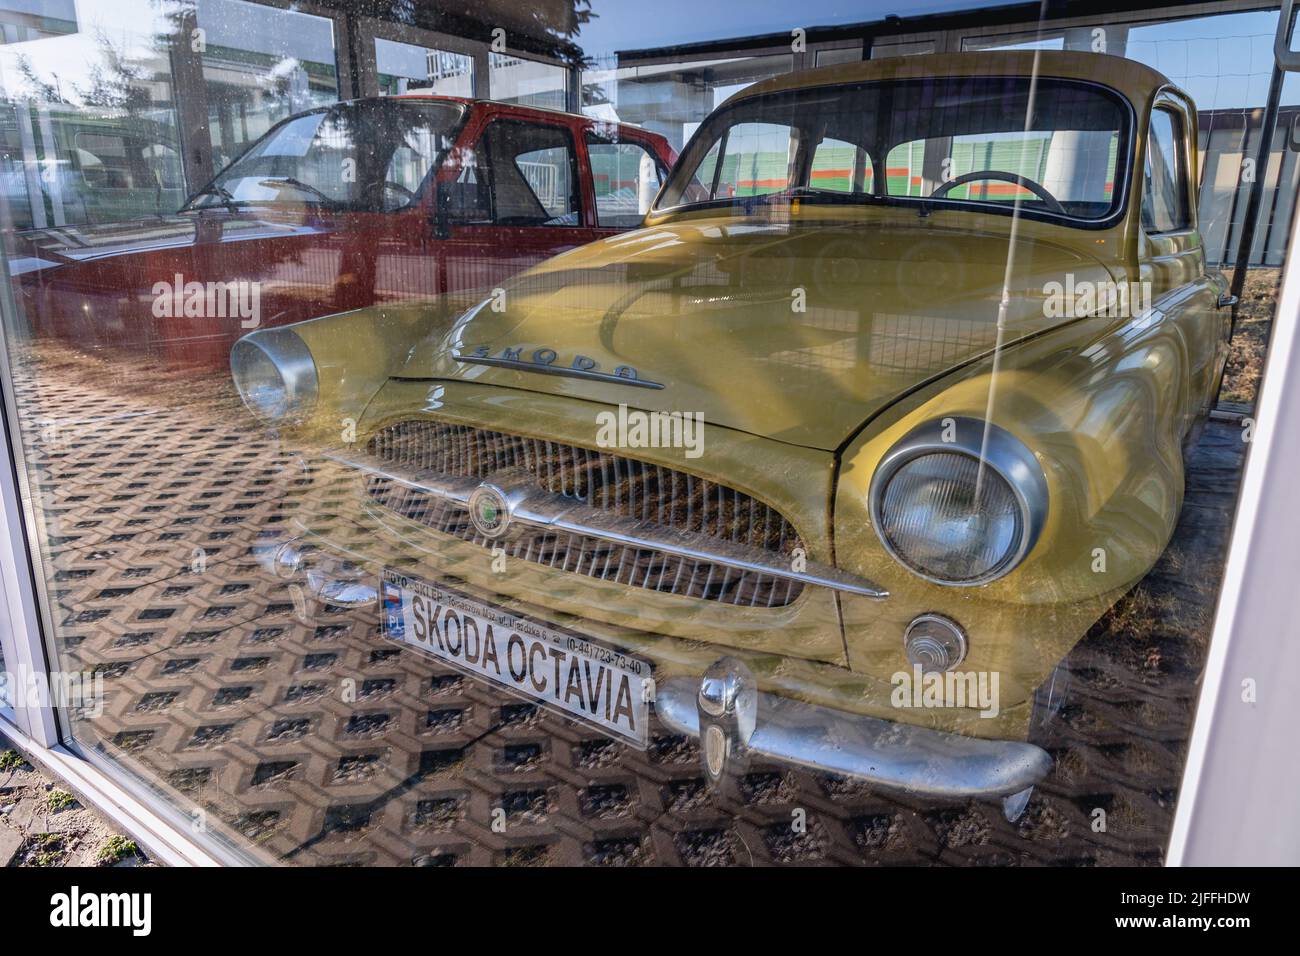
[1,103,185,230]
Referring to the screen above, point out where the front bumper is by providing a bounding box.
[262,535,1052,806]
[655,676,1051,800]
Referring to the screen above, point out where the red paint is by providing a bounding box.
[10,95,674,371]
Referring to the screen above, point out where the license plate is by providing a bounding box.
[380,569,652,747]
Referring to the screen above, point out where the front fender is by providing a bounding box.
[232,296,464,441]
[833,300,1203,712]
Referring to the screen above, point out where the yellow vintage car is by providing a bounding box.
[230,52,1232,819]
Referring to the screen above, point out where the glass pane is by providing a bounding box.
[0,1,182,228]
[1143,108,1189,232]
[196,0,339,170]
[815,47,862,67]
[810,136,872,193]
[489,52,566,110]
[190,100,460,211]
[587,139,661,227]
[660,76,1125,223]
[0,0,1291,874]
[481,120,577,224]
[375,38,473,98]
[581,52,794,153]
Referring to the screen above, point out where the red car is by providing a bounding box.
[10,96,675,370]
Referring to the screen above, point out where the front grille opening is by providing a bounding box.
[364,420,805,608]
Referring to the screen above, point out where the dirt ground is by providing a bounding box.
[0,741,149,867]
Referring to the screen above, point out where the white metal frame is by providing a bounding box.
[1168,150,1300,868]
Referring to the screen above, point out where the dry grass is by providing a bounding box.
[1219,267,1281,407]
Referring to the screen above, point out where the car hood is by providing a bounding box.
[8,210,332,276]
[413,213,1125,450]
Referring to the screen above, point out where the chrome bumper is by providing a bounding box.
[265,537,1051,805]
[654,676,1052,800]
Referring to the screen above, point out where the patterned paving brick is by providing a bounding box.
[5,342,1245,866]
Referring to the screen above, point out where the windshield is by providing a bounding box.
[186,99,464,213]
[655,76,1130,225]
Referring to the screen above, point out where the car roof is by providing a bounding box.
[726,50,1177,111]
[387,92,656,135]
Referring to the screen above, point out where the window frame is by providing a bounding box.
[583,131,670,229]
[1140,100,1196,236]
[652,74,1138,231]
[465,117,585,228]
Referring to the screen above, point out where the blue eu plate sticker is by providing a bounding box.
[381,578,404,639]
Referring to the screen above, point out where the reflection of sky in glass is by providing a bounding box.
[0,0,171,105]
[0,0,336,107]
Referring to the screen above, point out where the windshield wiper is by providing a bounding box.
[258,177,341,208]
[188,182,241,213]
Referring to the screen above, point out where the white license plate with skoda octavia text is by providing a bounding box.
[380,569,652,747]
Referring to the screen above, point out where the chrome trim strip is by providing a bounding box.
[452,352,665,389]
[326,451,889,599]
[655,677,1052,798]
[867,416,1049,587]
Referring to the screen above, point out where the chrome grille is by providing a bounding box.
[364,420,805,607]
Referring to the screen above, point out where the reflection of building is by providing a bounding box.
[0,0,76,45]
[0,0,1296,267]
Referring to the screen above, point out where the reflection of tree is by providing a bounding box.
[8,55,64,105]
[78,30,154,116]
[3,30,158,118]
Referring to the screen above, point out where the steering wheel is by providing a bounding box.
[929,170,1066,214]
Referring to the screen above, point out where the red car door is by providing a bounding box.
[437,111,598,295]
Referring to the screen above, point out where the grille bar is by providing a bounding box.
[361,420,812,607]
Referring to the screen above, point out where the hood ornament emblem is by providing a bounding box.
[454,345,664,390]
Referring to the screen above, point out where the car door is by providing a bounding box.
[1138,92,1232,435]
[438,114,592,294]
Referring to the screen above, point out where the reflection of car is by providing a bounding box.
[9,96,672,369]
[233,53,1232,817]
[1,106,185,230]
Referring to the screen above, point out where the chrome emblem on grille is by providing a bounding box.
[468,482,512,538]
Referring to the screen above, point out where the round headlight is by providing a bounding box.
[231,329,318,423]
[869,418,1048,586]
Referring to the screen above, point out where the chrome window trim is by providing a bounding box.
[867,416,1049,586]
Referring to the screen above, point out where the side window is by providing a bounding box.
[1142,108,1190,233]
[810,137,873,194]
[586,136,664,227]
[382,120,449,211]
[479,119,580,226]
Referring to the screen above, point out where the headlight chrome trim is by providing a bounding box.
[868,417,1049,587]
[231,328,319,424]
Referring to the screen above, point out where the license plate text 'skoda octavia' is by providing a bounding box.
[381,569,652,746]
